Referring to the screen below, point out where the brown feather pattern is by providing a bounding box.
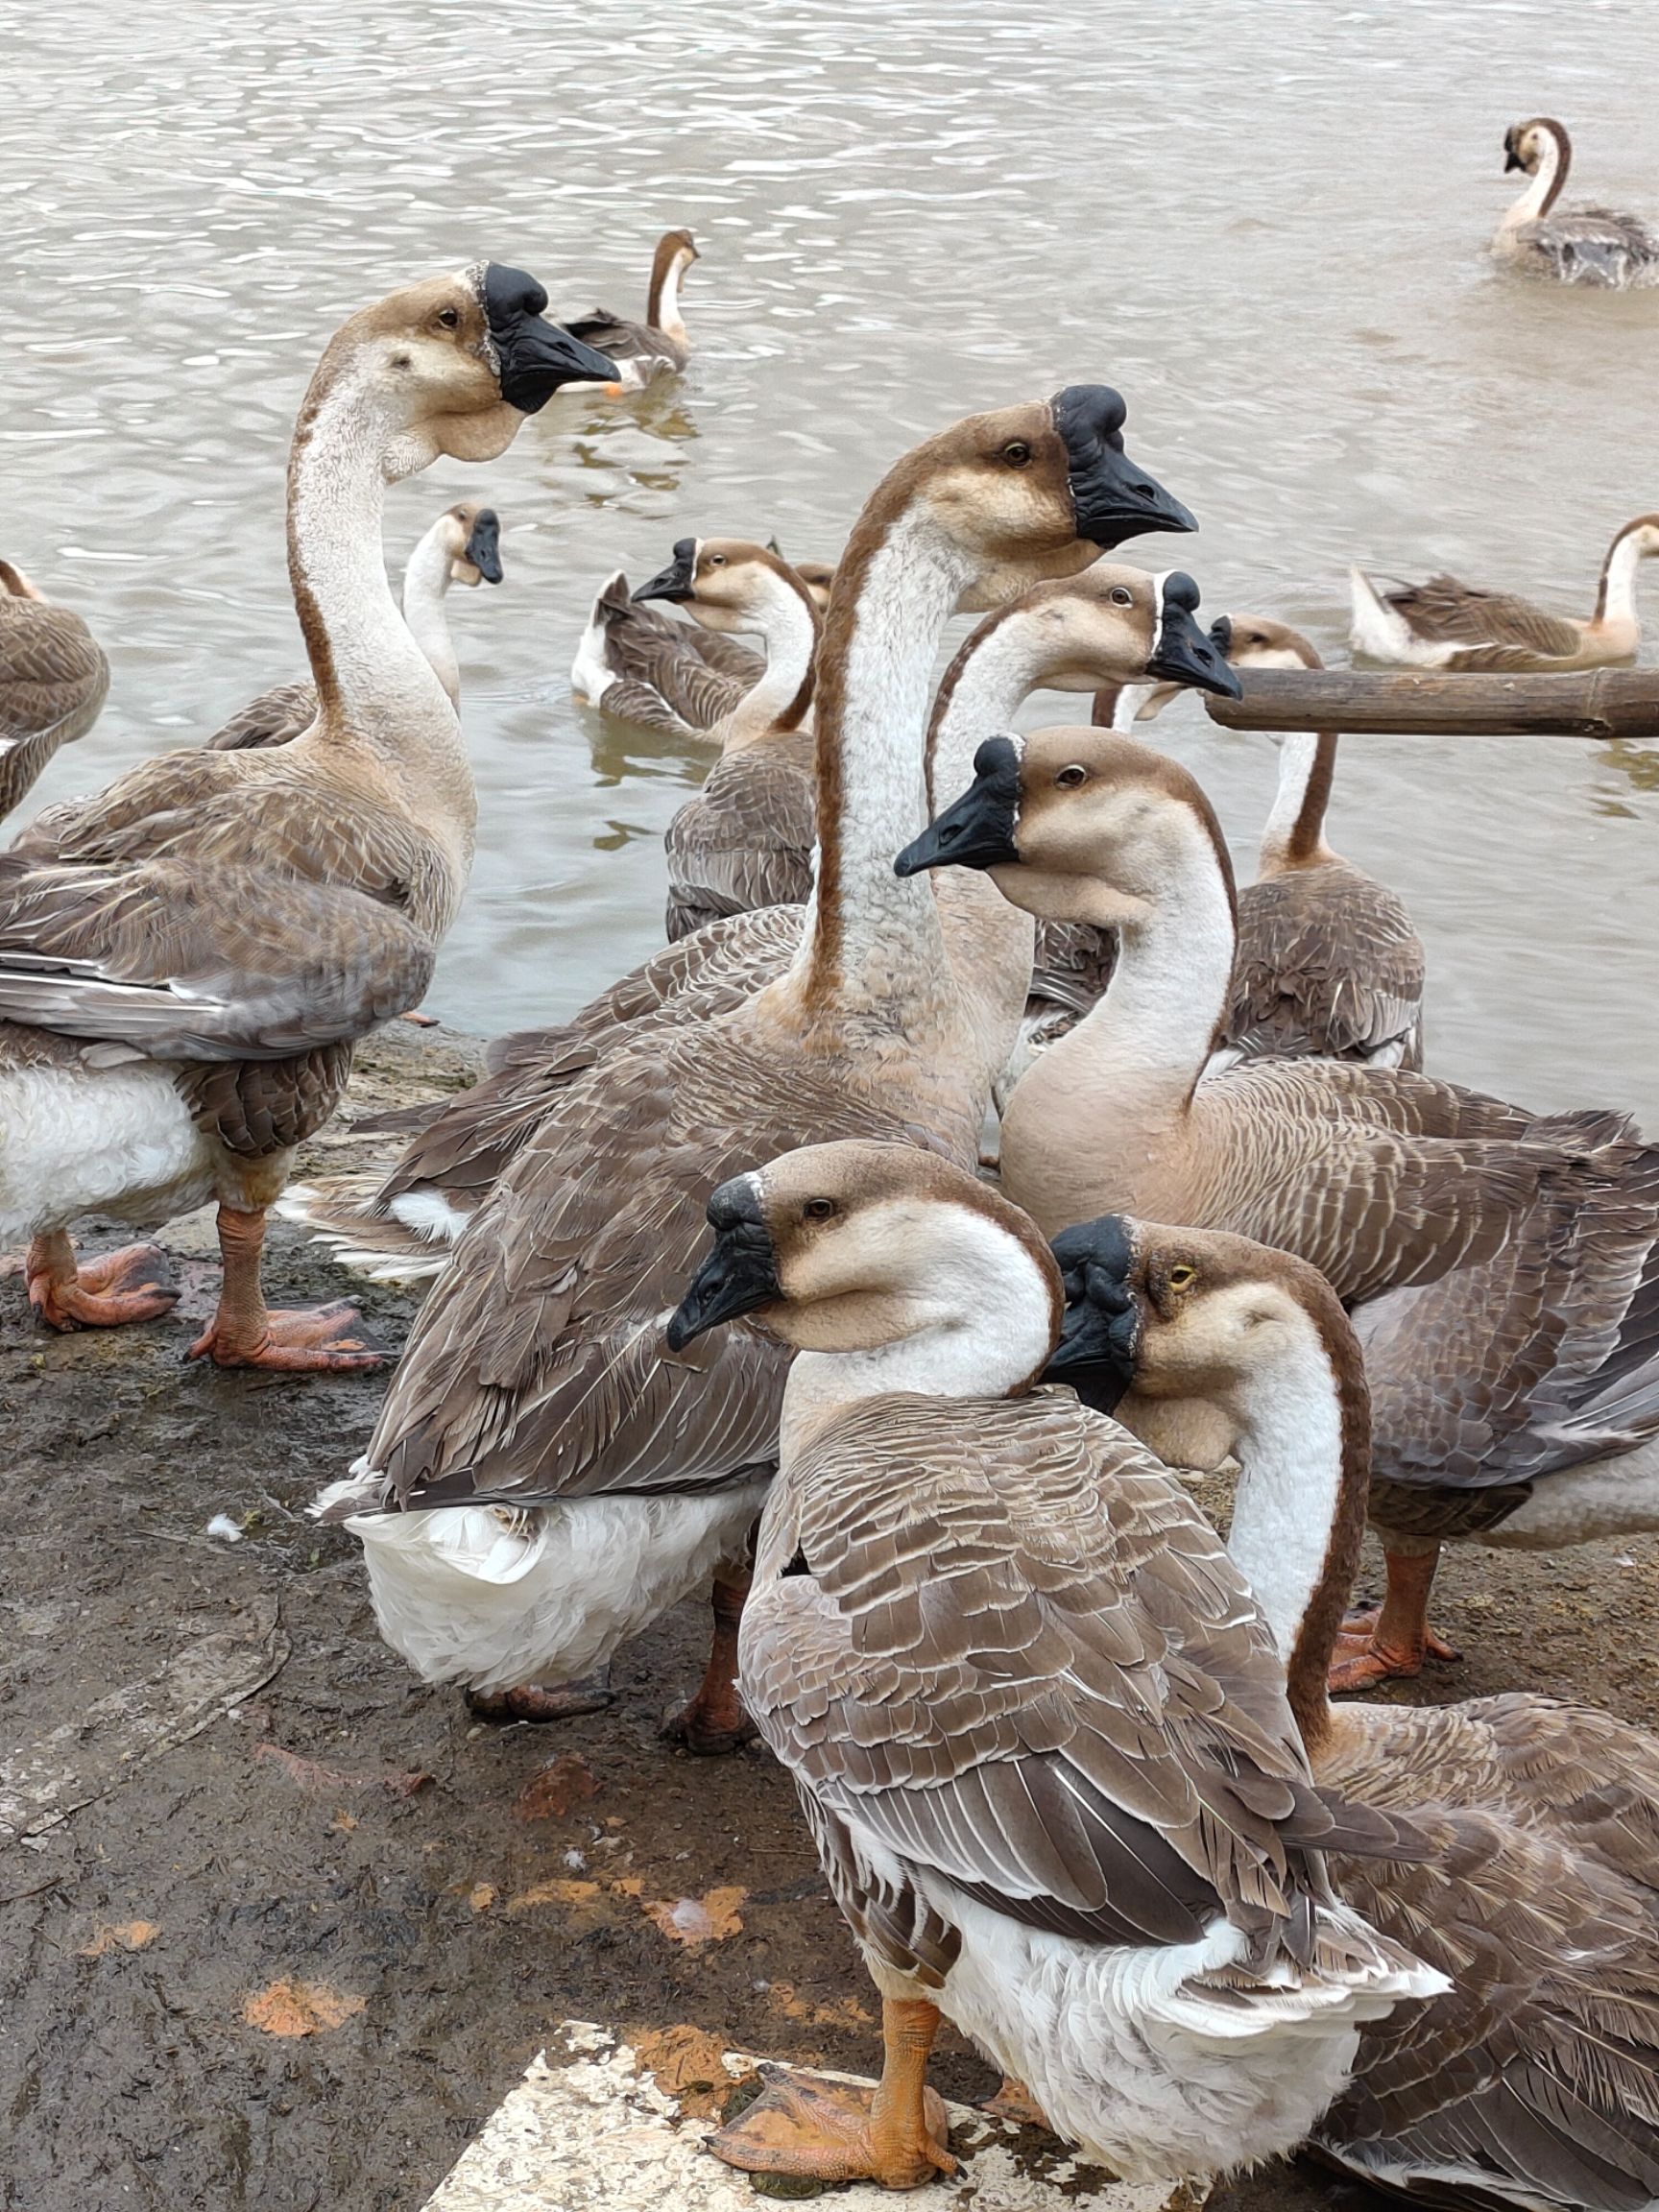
[0,584,110,820]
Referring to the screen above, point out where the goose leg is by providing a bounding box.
[26,1228,179,1331]
[186,1203,385,1372]
[465,1668,613,1723]
[706,1998,956,2188]
[661,1571,756,1755]
[1330,1546,1459,1693]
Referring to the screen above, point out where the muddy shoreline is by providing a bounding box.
[6,1025,1657,2211]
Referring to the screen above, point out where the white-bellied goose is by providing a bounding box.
[0,266,613,1368]
[312,387,1198,1738]
[1494,117,1659,288]
[626,538,821,938]
[1054,1214,1659,2212]
[563,227,700,391]
[1351,515,1659,672]
[900,728,1659,1686]
[207,502,504,751]
[664,1140,1440,2193]
[0,561,109,822]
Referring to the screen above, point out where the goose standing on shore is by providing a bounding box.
[1054,1216,1659,2212]
[563,227,700,391]
[1493,117,1659,288]
[666,1141,1440,2195]
[0,266,613,1365]
[1351,515,1659,671]
[1,561,109,822]
[315,388,1199,1738]
[206,502,504,752]
[898,728,1659,1685]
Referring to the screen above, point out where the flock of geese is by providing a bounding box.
[5,116,1659,2210]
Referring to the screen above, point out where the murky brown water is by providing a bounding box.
[6,0,1659,1119]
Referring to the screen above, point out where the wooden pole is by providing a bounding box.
[1204,667,1659,740]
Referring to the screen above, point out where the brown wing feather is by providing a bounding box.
[1225,861,1425,1068]
[204,680,319,752]
[0,597,110,818]
[663,736,817,941]
[1384,575,1585,661]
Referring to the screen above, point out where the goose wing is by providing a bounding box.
[1382,575,1584,663]
[359,1022,949,1507]
[664,740,817,941]
[565,310,681,375]
[1027,919,1116,1022]
[204,679,319,752]
[1224,862,1425,1069]
[746,1390,1416,1961]
[0,597,110,818]
[1523,208,1659,286]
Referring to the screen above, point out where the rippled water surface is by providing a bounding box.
[6,0,1659,1117]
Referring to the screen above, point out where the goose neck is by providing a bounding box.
[1594,524,1650,635]
[1504,130,1567,228]
[1220,1310,1372,1755]
[400,519,462,707]
[718,579,819,750]
[649,249,689,342]
[1257,733,1338,875]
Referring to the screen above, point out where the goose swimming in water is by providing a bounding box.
[0,266,612,1367]
[0,560,109,824]
[1493,117,1659,288]
[563,227,701,391]
[667,1139,1441,2194]
[1350,514,1659,672]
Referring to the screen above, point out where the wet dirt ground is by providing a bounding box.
[6,1027,1658,2212]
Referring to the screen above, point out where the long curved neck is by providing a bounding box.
[1593,525,1650,635]
[400,521,462,708]
[1505,131,1568,228]
[1257,733,1338,875]
[648,246,688,341]
[1217,1312,1372,1755]
[779,1218,1058,1466]
[717,578,820,750]
[778,498,970,1024]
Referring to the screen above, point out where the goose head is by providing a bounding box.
[763,539,837,613]
[318,265,617,481]
[1096,608,1315,730]
[442,504,505,589]
[1503,115,1570,180]
[632,536,819,636]
[666,1139,1060,1376]
[957,564,1240,701]
[907,386,1197,613]
[896,723,1236,927]
[1613,516,1659,563]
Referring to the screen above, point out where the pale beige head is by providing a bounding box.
[435,502,503,588]
[667,1139,1062,1381]
[1503,115,1571,180]
[1220,613,1322,674]
[636,536,823,638]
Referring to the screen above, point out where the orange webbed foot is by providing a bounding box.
[707,2064,954,2190]
[28,1240,180,1332]
[187,1298,385,1372]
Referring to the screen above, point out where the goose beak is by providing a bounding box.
[633,539,699,606]
[464,509,504,586]
[1147,575,1243,698]
[481,263,619,412]
[1043,1215,1142,1414]
[666,1177,781,1351]
[894,734,1022,878]
[1503,147,1524,173]
[1051,386,1198,547]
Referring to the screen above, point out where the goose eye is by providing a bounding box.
[1001,440,1032,468]
[803,1196,837,1224]
[709,553,727,567]
[1054,764,1088,789]
[437,306,460,330]
[1109,586,1134,608]
[1166,1263,1197,1289]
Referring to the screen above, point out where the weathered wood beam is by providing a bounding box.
[1205,667,1659,739]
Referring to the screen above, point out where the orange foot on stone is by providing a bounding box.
[707,2064,955,2191]
[27,1240,180,1332]
[1329,1607,1460,1695]
[980,2076,1051,2129]
[186,1299,386,1373]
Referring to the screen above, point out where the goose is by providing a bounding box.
[897,727,1659,1687]
[280,559,1236,1279]
[1065,613,1426,1071]
[0,560,109,822]
[563,227,700,391]
[1350,515,1659,672]
[206,502,504,751]
[1051,1214,1659,2212]
[311,384,1198,1737]
[0,264,613,1366]
[663,1138,1442,2194]
[1494,117,1659,288]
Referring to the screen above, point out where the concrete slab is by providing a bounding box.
[422,2021,1166,2212]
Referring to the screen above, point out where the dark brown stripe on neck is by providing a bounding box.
[1286,734,1338,866]
[772,561,823,734]
[1285,1296,1374,1756]
[925,597,1023,811]
[286,401,341,720]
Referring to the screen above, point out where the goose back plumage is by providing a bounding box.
[0,562,110,822]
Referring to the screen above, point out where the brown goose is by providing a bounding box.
[1054,1214,1659,2212]
[628,538,821,939]
[664,1140,1439,2194]
[563,227,700,391]
[899,728,1659,1685]
[311,386,1197,1740]
[206,502,504,752]
[1494,117,1659,288]
[0,561,109,823]
[1350,515,1659,672]
[0,266,612,1367]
